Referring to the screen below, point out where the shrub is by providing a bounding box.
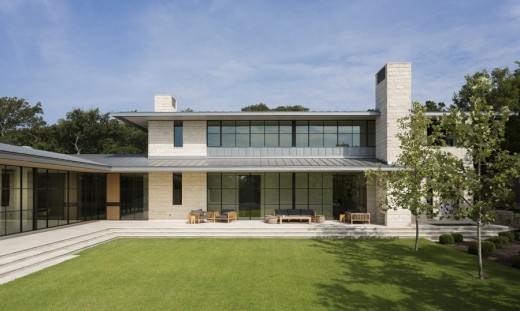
[510,230,520,240]
[512,256,520,269]
[451,233,464,243]
[468,241,496,257]
[487,236,509,248]
[498,231,515,242]
[439,234,454,244]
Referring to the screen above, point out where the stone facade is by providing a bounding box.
[145,63,413,225]
[148,121,207,157]
[148,172,207,220]
[148,121,174,157]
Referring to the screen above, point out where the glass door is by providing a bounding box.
[238,175,261,219]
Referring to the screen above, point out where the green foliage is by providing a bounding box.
[439,234,454,244]
[0,239,519,310]
[451,233,464,243]
[498,231,516,242]
[510,230,520,240]
[424,100,447,112]
[51,108,147,154]
[0,97,47,146]
[241,103,271,111]
[468,241,496,256]
[367,102,452,250]
[487,236,509,248]
[271,105,309,111]
[440,74,520,278]
[512,255,520,269]
[241,103,309,111]
[451,61,520,153]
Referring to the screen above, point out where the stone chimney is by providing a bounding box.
[375,63,412,165]
[154,94,177,112]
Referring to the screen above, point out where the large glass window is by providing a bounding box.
[207,120,375,148]
[120,174,148,220]
[207,172,366,220]
[0,166,107,237]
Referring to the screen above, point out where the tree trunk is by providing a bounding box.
[414,216,419,251]
[477,216,484,279]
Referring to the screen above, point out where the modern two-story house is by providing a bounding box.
[0,62,419,237]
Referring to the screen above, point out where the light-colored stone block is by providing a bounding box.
[154,94,177,112]
[148,172,207,220]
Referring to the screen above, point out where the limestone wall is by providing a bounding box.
[148,121,207,157]
[148,172,207,220]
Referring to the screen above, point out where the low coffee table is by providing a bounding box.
[278,215,312,224]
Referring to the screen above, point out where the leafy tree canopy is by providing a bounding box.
[452,61,520,112]
[424,100,447,112]
[0,97,46,145]
[52,108,146,154]
[241,103,309,112]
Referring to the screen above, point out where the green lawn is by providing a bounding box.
[0,238,519,310]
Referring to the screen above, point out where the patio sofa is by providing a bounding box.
[215,209,238,223]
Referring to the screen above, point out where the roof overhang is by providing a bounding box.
[112,111,381,131]
[0,144,111,172]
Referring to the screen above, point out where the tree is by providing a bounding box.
[451,62,520,153]
[272,105,309,111]
[0,97,47,146]
[442,76,518,279]
[241,103,310,112]
[52,108,146,154]
[424,100,447,112]
[241,103,270,111]
[367,102,449,251]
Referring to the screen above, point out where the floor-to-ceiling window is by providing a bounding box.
[0,164,108,237]
[120,173,148,220]
[207,172,367,220]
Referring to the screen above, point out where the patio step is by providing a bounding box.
[0,230,116,285]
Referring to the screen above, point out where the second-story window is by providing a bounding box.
[206,120,375,148]
[174,121,183,147]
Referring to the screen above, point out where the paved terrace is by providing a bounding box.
[0,220,510,285]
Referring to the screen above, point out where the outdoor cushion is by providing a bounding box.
[191,209,203,215]
[275,209,287,216]
[300,209,312,216]
[287,209,300,215]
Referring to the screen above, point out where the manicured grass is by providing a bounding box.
[1,238,519,310]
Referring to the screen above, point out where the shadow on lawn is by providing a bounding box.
[310,239,518,311]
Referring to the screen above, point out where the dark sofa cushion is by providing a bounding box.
[300,209,312,216]
[275,209,287,216]
[287,209,300,216]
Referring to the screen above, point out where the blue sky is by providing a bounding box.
[1,0,519,123]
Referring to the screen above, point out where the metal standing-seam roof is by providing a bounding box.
[0,143,110,171]
[0,143,393,173]
[75,154,393,172]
